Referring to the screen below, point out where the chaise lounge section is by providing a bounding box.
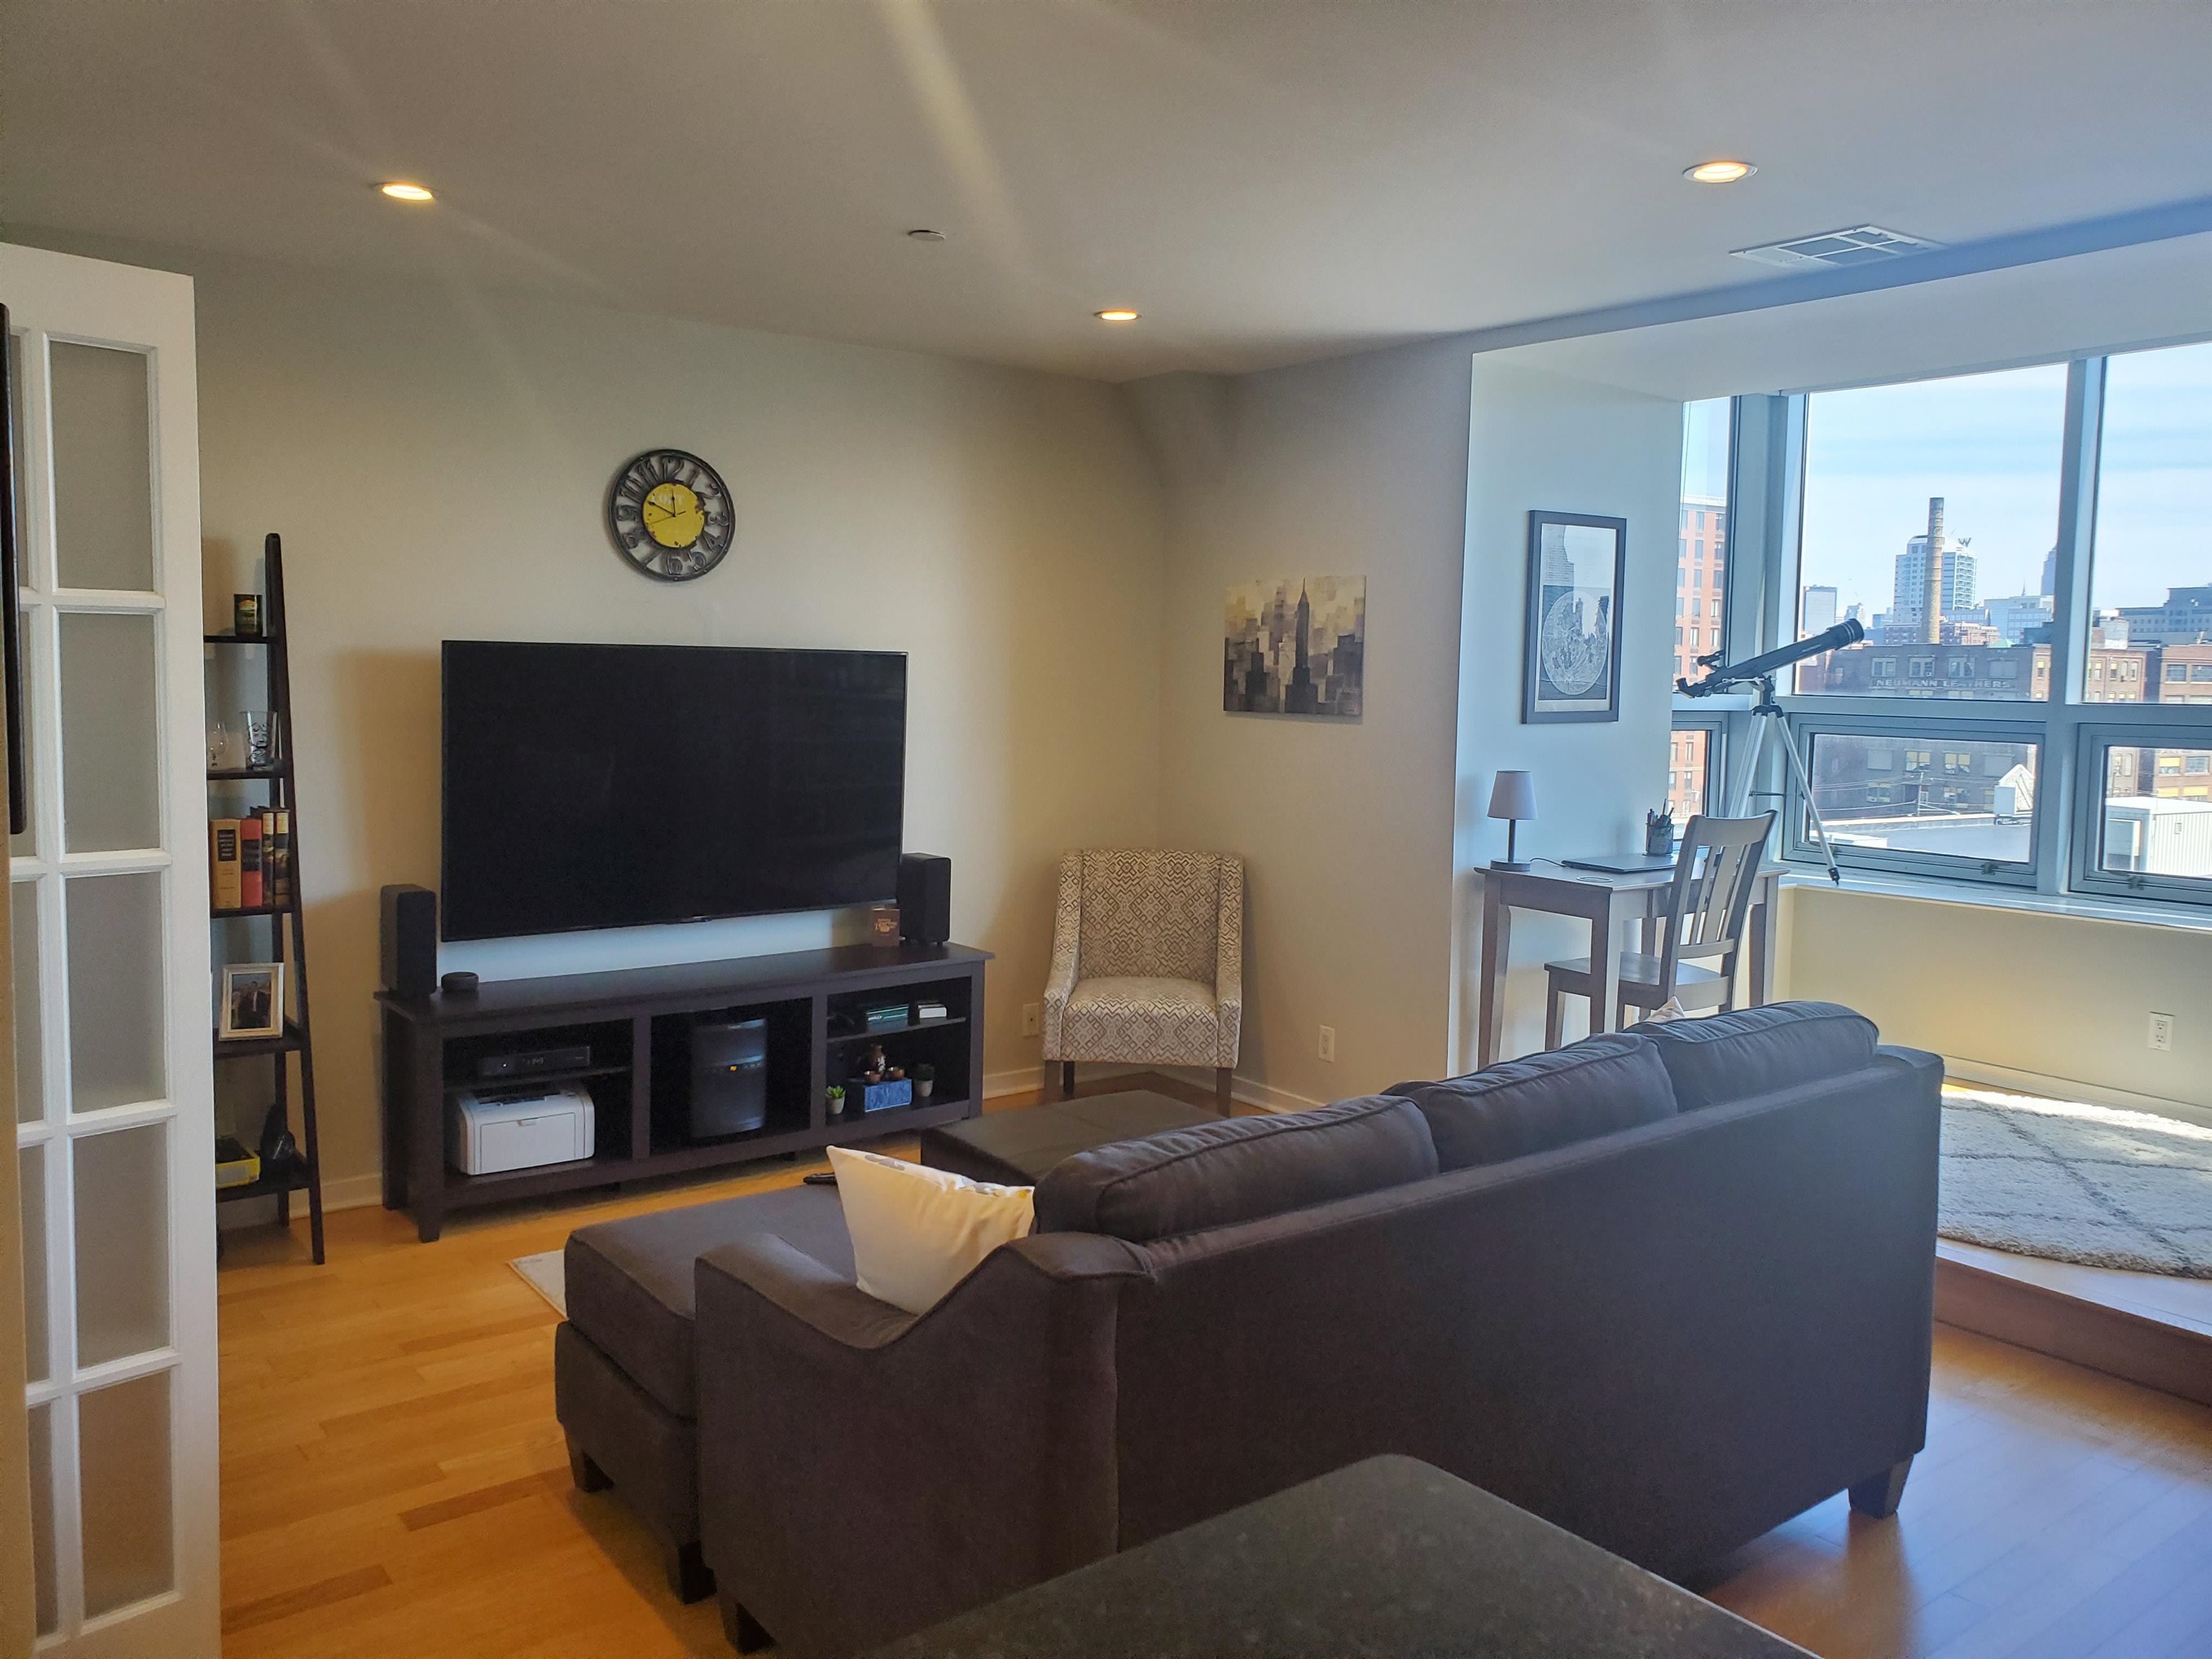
[685,1002,1942,1656]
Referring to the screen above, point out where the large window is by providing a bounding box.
[1794,364,2067,700]
[1670,401,1732,819]
[1677,398,1732,689]
[1717,338,2212,904]
[2091,339,2212,647]
[1799,729,2041,879]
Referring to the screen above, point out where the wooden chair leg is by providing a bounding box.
[1544,981,1566,1050]
[1214,1066,1233,1115]
[1062,1060,1076,1099]
[665,1539,714,1604]
[721,1596,773,1653]
[1848,1457,1912,1519]
[566,1436,611,1493]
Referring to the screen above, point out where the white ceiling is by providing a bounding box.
[5,1,2211,382]
[1496,233,2212,404]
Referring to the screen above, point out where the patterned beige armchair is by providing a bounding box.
[1042,849,1244,1113]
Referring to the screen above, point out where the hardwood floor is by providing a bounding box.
[217,1081,2212,1658]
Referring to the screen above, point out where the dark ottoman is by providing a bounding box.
[554,1183,853,1603]
[919,1090,1218,1186]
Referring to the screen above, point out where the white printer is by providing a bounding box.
[447,1081,596,1176]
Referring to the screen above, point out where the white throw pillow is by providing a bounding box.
[827,1145,1035,1315]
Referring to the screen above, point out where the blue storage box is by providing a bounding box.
[860,1078,913,1113]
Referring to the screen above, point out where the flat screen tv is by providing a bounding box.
[441,641,906,941]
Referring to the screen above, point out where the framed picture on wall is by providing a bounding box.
[1522,510,1627,724]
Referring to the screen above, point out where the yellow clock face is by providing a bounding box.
[641,481,704,548]
[606,450,734,581]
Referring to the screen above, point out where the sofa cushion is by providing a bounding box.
[1386,1034,1678,1171]
[1033,1094,1437,1243]
[828,1144,1035,1315]
[1640,1002,1880,1112]
[565,1184,854,1420]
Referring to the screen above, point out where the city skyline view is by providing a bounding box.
[1797,342,2212,628]
[1799,363,2067,625]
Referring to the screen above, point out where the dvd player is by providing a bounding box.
[477,1043,592,1082]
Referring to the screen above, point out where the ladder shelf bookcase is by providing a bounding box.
[209,531,327,1262]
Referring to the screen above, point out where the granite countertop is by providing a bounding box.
[866,1455,1809,1659]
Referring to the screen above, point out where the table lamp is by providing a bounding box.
[1488,770,1536,871]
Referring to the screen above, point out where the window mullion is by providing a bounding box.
[2041,359,2104,892]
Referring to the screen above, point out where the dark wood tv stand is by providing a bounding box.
[377,943,989,1241]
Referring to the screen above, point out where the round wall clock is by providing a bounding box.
[605,449,734,581]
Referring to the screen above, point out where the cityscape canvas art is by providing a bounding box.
[1523,511,1627,723]
[1223,575,1366,718]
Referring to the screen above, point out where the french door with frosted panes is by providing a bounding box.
[4,244,218,1654]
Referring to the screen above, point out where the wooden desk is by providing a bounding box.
[1475,862,1784,1067]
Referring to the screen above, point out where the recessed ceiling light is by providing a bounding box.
[378,181,436,202]
[1094,309,1141,323]
[1685,160,1755,185]
[906,228,946,241]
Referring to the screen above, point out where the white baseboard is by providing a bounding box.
[1943,1057,2212,1131]
[323,1172,385,1211]
[215,1169,383,1231]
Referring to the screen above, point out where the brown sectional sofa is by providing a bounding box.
[678,1002,1941,1656]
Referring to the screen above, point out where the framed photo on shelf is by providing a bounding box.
[220,961,285,1040]
[1522,510,1627,724]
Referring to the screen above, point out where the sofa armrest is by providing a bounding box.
[695,1228,1150,1656]
[1213,857,1244,1067]
[1042,850,1082,1059]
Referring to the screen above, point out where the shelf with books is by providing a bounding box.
[204,533,325,1264]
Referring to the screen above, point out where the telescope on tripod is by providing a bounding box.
[1677,618,1866,885]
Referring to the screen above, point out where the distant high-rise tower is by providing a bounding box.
[1889,498,1977,641]
[2041,545,2058,598]
[1802,585,1839,636]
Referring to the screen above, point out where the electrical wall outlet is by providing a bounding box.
[1021,1002,1041,1038]
[1318,1025,1337,1063]
[2148,1012,2175,1052]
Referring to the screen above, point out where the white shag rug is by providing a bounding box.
[511,1249,567,1316]
[1941,1087,2212,1279]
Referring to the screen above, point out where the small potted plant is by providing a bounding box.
[913,1063,935,1100]
[824,1084,846,1120]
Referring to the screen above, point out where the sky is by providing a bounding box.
[1690,340,2212,622]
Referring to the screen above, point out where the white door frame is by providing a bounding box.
[2,243,217,1658]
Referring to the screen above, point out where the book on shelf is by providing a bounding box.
[239,813,264,907]
[209,819,243,909]
[265,809,292,906]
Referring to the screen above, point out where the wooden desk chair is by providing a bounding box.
[1543,812,1776,1046]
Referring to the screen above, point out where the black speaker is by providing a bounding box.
[897,853,951,946]
[380,884,438,997]
[690,1017,768,1138]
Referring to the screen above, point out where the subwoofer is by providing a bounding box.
[690,1017,768,1138]
[379,884,438,997]
[897,853,951,946]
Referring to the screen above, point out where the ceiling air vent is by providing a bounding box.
[1732,225,1944,269]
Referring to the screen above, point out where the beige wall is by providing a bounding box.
[44,240,1167,1198]
[1144,343,1473,1104]
[1781,884,2212,1114]
[1451,359,1683,1066]
[1141,344,1683,1103]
